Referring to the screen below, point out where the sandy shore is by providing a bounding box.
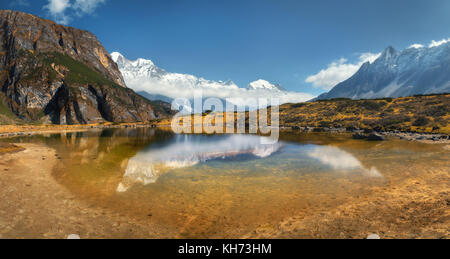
[0,142,448,239]
[0,143,175,239]
[244,166,450,239]
[0,123,157,139]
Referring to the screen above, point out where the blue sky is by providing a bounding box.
[4,0,450,96]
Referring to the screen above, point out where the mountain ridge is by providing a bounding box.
[112,52,314,107]
[317,42,450,100]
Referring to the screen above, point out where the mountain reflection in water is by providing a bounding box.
[117,134,382,192]
[117,135,283,192]
[14,129,443,238]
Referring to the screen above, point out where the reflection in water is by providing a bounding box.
[117,134,384,192]
[117,135,283,192]
[308,146,383,178]
[11,129,448,238]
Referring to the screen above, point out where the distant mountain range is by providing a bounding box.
[111,52,313,109]
[318,42,450,100]
[114,41,450,106]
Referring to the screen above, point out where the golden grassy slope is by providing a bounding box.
[279,94,449,134]
[159,94,450,134]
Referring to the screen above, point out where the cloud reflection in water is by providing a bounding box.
[307,146,382,178]
[117,135,283,192]
[117,136,383,193]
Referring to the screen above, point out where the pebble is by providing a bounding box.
[367,234,381,239]
[67,234,81,239]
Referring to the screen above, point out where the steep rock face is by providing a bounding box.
[318,44,450,100]
[0,10,170,124]
[0,10,125,87]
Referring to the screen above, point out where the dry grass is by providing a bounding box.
[278,94,449,134]
[158,94,449,134]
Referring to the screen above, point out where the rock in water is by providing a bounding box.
[0,10,173,124]
[352,133,367,140]
[367,133,386,141]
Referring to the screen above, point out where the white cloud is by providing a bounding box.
[305,53,381,91]
[44,0,71,24]
[72,0,106,15]
[126,76,314,108]
[45,0,71,14]
[43,0,106,25]
[429,38,450,48]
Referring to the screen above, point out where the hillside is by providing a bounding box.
[280,94,450,134]
[0,10,171,125]
[161,94,450,135]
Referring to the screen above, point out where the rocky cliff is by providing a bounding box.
[0,10,171,124]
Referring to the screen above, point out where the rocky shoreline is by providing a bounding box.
[0,123,159,139]
[0,123,448,144]
[283,126,450,144]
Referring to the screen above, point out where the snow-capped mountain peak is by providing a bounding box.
[111,52,314,106]
[111,52,166,80]
[111,52,155,68]
[134,58,155,67]
[110,52,123,61]
[111,52,126,66]
[247,79,284,91]
[317,41,450,100]
[378,46,397,62]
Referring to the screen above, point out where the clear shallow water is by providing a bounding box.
[9,128,449,238]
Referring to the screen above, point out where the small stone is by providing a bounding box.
[67,234,81,239]
[367,234,381,239]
